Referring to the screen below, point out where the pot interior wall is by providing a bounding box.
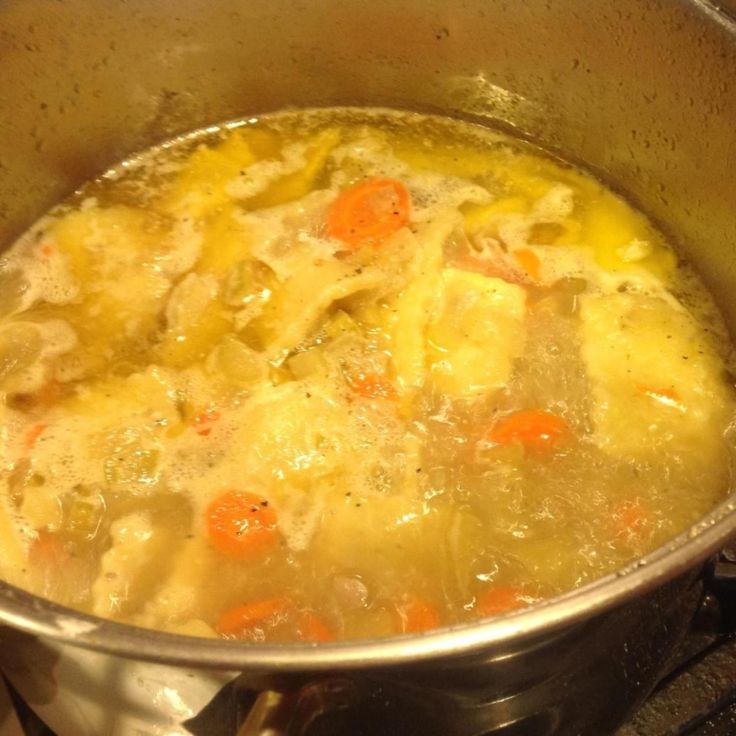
[0,1,735,307]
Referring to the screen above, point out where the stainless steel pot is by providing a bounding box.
[1,1,736,734]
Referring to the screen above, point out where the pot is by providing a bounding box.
[1,1,736,734]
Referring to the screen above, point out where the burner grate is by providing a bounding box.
[616,634,736,736]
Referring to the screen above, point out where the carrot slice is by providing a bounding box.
[486,410,570,452]
[216,596,292,636]
[205,490,279,560]
[28,530,67,568]
[513,248,541,282]
[327,177,411,249]
[192,408,221,436]
[348,373,398,401]
[475,585,528,617]
[296,611,335,642]
[23,422,47,452]
[395,596,441,634]
[612,500,650,539]
[217,600,334,642]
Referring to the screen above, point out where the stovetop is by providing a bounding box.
[616,584,736,736]
[3,589,736,736]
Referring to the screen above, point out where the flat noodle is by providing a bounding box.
[258,259,389,361]
[390,213,458,398]
[0,496,27,587]
[138,537,218,627]
[427,269,527,398]
[0,403,30,586]
[580,292,732,457]
[92,512,176,618]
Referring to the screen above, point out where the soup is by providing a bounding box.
[0,109,733,642]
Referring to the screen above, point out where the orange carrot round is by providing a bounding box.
[395,596,441,634]
[296,611,335,642]
[327,177,411,249]
[23,422,48,452]
[192,408,221,437]
[206,490,279,560]
[612,500,650,539]
[486,410,570,452]
[348,373,398,401]
[216,596,292,636]
[513,248,541,282]
[28,530,67,568]
[475,585,528,617]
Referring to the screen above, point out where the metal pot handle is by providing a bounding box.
[236,679,369,736]
[713,547,736,591]
[703,543,736,636]
[710,543,736,593]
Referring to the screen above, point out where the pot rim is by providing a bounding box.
[1,494,734,670]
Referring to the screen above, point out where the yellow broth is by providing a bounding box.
[0,108,734,642]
